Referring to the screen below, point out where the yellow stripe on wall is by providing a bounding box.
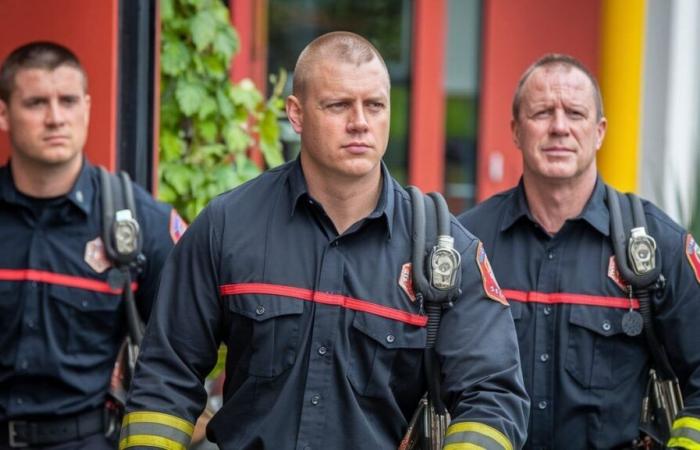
[597,0,646,193]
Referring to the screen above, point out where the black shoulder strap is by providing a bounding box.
[406,186,461,415]
[98,166,143,268]
[98,166,145,348]
[606,186,676,381]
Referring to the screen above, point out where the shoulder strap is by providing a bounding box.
[606,186,676,381]
[406,186,461,415]
[98,166,144,268]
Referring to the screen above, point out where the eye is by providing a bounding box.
[567,109,586,119]
[24,98,47,108]
[60,96,80,107]
[325,102,349,112]
[366,101,385,113]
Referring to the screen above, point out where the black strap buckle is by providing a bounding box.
[7,421,28,448]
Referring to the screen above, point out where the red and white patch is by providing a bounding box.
[169,209,188,243]
[476,242,508,305]
[398,262,416,302]
[607,255,630,293]
[685,234,700,284]
[84,236,111,273]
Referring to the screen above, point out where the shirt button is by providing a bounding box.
[538,400,547,410]
[16,397,23,405]
[30,282,38,289]
[81,300,89,308]
[540,353,549,363]
[76,190,84,203]
[20,360,28,370]
[26,320,36,329]
[386,334,395,344]
[331,241,339,247]
[310,394,320,405]
[318,346,327,356]
[602,320,611,332]
[543,306,551,316]
[255,305,265,315]
[547,252,554,260]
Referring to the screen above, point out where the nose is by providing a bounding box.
[549,109,568,135]
[45,99,65,126]
[347,104,369,133]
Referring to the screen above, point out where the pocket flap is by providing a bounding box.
[352,311,426,349]
[228,294,304,322]
[50,284,121,312]
[569,305,625,337]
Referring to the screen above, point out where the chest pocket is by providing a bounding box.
[49,284,123,353]
[565,305,647,389]
[348,311,426,398]
[227,295,304,378]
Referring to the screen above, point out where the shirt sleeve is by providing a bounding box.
[658,232,700,448]
[437,234,530,450]
[120,205,223,450]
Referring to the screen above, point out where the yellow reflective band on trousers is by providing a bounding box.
[119,411,194,450]
[443,421,512,450]
[668,416,700,449]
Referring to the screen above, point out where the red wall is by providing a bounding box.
[477,0,601,200]
[0,0,119,169]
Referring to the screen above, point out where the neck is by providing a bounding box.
[522,170,597,235]
[303,167,382,235]
[11,155,82,198]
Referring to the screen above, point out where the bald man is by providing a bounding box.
[119,32,529,450]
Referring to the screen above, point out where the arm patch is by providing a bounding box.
[476,241,508,305]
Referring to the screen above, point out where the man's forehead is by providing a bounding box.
[523,66,593,100]
[12,66,86,95]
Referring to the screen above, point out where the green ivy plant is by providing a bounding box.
[158,0,285,222]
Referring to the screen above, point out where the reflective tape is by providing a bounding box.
[668,416,700,449]
[444,421,512,450]
[119,411,193,450]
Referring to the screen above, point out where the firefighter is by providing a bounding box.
[119,31,529,450]
[0,42,181,449]
[459,53,700,449]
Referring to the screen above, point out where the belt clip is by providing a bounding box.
[8,420,28,448]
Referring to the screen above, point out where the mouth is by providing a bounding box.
[542,146,574,156]
[342,142,372,154]
[43,135,70,145]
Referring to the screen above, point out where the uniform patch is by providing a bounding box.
[607,255,630,293]
[398,262,416,302]
[476,242,508,305]
[685,234,700,284]
[169,209,188,243]
[84,236,111,273]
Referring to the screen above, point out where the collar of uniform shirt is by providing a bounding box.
[286,157,394,239]
[0,158,93,216]
[500,176,610,237]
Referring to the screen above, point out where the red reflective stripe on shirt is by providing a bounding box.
[503,289,639,309]
[0,269,137,295]
[220,282,428,327]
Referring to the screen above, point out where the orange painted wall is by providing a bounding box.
[410,0,447,193]
[0,0,119,170]
[477,0,601,200]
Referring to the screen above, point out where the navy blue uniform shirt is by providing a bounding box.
[0,159,176,420]
[459,178,700,450]
[121,159,529,450]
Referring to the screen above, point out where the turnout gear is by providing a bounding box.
[120,159,528,450]
[459,177,700,450]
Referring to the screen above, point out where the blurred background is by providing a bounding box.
[0,0,698,233]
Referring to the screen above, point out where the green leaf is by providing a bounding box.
[222,122,250,153]
[163,163,192,195]
[160,130,184,162]
[235,153,261,181]
[196,120,218,143]
[259,109,283,167]
[213,27,239,62]
[197,94,218,120]
[157,182,178,204]
[161,38,190,76]
[216,89,235,119]
[201,53,226,79]
[175,79,207,116]
[160,0,175,21]
[230,79,262,111]
[190,10,218,51]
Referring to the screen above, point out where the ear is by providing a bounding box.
[595,117,607,150]
[84,93,91,124]
[0,99,9,133]
[511,118,520,148]
[285,95,303,134]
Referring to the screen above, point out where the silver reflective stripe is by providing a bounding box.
[443,430,507,450]
[671,426,700,444]
[120,421,191,447]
